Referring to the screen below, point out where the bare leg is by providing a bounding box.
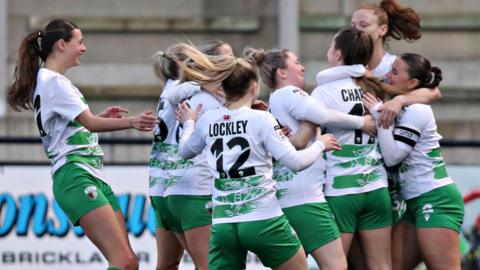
[79,205,138,270]
[417,227,460,270]
[155,228,184,270]
[347,234,368,270]
[358,226,392,270]
[340,232,355,254]
[114,211,137,257]
[273,246,308,270]
[311,238,347,270]
[183,225,211,270]
[392,221,422,270]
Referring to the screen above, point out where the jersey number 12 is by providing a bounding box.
[211,137,256,178]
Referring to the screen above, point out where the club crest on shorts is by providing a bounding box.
[84,186,98,200]
[422,203,434,222]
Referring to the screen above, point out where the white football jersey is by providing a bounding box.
[392,104,453,199]
[182,106,299,224]
[268,85,326,208]
[373,52,397,78]
[164,91,222,196]
[148,79,199,196]
[311,77,388,196]
[33,68,104,178]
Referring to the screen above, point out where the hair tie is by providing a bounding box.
[429,71,436,85]
[38,31,44,38]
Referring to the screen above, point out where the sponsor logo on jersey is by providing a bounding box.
[293,88,307,96]
[422,203,434,222]
[84,186,98,200]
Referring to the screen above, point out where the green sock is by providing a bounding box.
[107,268,121,270]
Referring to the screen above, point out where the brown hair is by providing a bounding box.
[7,19,78,111]
[243,47,289,89]
[360,0,421,42]
[400,53,442,89]
[174,43,258,101]
[334,28,374,66]
[334,28,386,100]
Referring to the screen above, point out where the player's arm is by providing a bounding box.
[76,109,156,132]
[177,102,206,159]
[287,121,316,150]
[316,65,366,85]
[378,86,441,128]
[262,115,340,171]
[164,81,202,106]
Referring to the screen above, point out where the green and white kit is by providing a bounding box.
[180,106,324,224]
[33,68,104,178]
[311,77,388,197]
[148,79,200,197]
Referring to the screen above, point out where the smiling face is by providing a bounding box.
[386,58,418,92]
[280,51,305,88]
[62,28,87,67]
[351,8,387,44]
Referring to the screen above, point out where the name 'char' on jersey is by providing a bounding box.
[341,88,362,102]
[209,120,248,137]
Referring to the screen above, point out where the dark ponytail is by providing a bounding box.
[7,19,78,111]
[334,28,373,66]
[400,53,442,89]
[333,28,386,100]
[429,67,443,89]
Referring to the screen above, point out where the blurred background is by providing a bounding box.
[1,1,480,269]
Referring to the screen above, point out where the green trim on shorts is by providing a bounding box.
[282,202,340,253]
[209,215,301,269]
[53,162,120,226]
[164,195,212,232]
[403,184,464,233]
[326,187,393,233]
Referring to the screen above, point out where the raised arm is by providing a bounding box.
[378,87,441,128]
[177,102,205,159]
[316,65,366,85]
[163,81,202,106]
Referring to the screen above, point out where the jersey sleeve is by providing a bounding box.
[164,81,202,106]
[282,88,311,120]
[315,65,366,85]
[394,107,429,148]
[260,112,325,171]
[178,118,207,159]
[377,106,429,166]
[50,77,88,121]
